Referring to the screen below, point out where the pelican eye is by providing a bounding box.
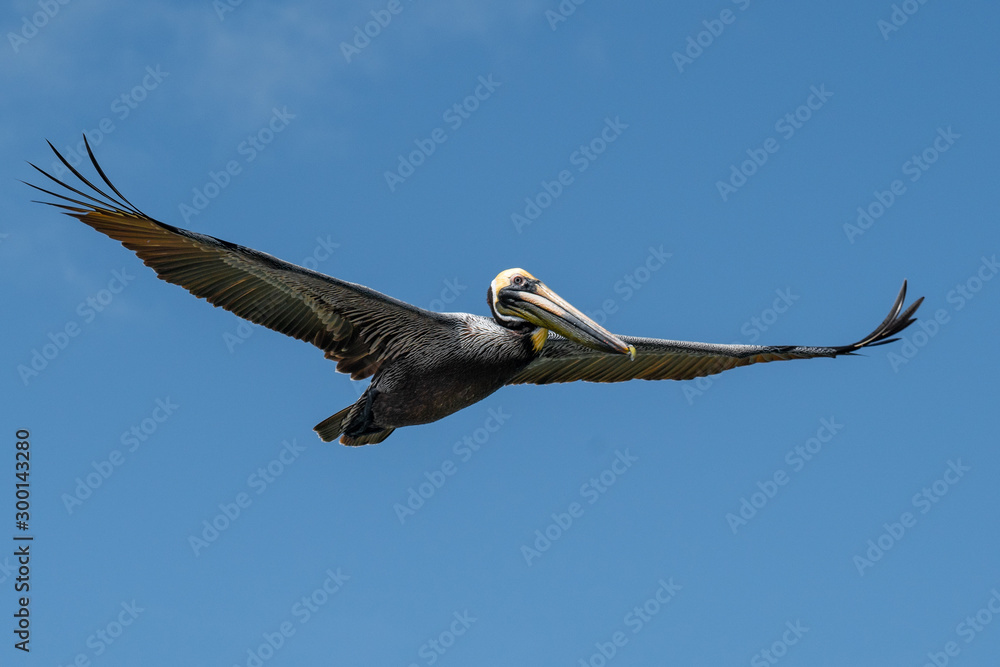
[512,275,525,287]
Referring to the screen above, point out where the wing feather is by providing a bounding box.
[27,137,452,380]
[508,283,923,385]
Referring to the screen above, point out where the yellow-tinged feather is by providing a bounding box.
[531,327,549,353]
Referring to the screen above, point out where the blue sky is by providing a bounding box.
[2,1,999,665]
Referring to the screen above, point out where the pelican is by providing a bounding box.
[27,140,923,445]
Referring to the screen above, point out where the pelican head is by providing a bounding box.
[487,268,636,359]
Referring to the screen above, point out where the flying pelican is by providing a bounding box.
[27,140,923,445]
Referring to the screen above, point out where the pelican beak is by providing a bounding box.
[498,280,636,359]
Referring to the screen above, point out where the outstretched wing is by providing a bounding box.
[27,138,452,380]
[508,283,923,385]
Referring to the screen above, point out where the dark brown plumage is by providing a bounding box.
[509,281,921,385]
[27,138,923,445]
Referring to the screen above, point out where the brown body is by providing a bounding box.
[323,315,539,443]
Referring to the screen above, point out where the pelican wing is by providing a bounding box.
[27,139,450,380]
[508,283,922,385]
